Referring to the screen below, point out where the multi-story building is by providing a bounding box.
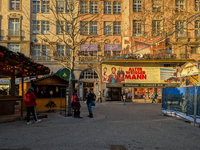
[0,0,199,101]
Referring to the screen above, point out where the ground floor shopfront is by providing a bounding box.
[101,60,192,102]
[104,83,167,102]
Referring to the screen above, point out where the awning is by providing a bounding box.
[81,44,98,51]
[105,44,121,51]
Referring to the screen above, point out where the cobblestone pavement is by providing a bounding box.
[0,101,200,150]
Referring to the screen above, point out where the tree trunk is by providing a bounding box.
[67,57,74,116]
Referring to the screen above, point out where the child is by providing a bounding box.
[119,73,125,83]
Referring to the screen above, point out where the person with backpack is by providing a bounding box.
[86,89,94,118]
[24,87,41,125]
[71,89,82,118]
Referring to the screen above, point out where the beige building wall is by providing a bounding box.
[0,0,31,56]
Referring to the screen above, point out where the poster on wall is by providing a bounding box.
[122,37,132,54]
[122,37,165,55]
[162,87,200,123]
[181,62,199,76]
[102,64,160,83]
[160,67,181,83]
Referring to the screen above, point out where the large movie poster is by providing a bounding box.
[162,87,200,123]
[102,64,160,83]
[122,37,165,55]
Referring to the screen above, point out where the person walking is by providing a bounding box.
[152,93,156,103]
[71,89,82,118]
[86,89,94,118]
[97,91,102,103]
[24,87,41,125]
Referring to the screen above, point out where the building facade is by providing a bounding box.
[0,0,200,101]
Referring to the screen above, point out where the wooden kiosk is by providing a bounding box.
[0,46,50,118]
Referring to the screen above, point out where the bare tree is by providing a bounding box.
[22,0,123,116]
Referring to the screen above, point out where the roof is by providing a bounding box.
[0,45,50,77]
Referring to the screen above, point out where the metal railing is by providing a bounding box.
[30,56,51,61]
[7,29,20,36]
[79,56,101,62]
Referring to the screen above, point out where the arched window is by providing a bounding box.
[80,70,98,79]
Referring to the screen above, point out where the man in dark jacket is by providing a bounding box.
[86,89,94,118]
[24,87,41,124]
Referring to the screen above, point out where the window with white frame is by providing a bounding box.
[66,0,74,13]
[10,0,20,10]
[57,0,64,13]
[104,51,111,56]
[90,22,98,35]
[104,2,121,14]
[104,2,112,14]
[175,0,184,12]
[80,70,98,79]
[152,0,162,12]
[9,44,20,53]
[42,21,50,34]
[80,1,88,14]
[80,51,89,56]
[42,46,50,60]
[195,0,200,11]
[104,22,112,35]
[133,0,142,12]
[89,51,97,56]
[113,2,121,14]
[80,22,89,35]
[191,46,199,54]
[66,22,71,34]
[152,20,162,37]
[113,22,121,35]
[32,21,40,34]
[175,21,185,37]
[33,45,40,56]
[195,20,200,37]
[56,21,64,34]
[133,21,143,37]
[42,0,50,13]
[54,46,64,58]
[33,0,40,13]
[9,19,20,36]
[90,1,98,14]
[104,22,121,35]
[66,46,71,56]
[113,50,120,56]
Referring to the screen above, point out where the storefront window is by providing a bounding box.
[134,88,154,99]
[155,88,162,99]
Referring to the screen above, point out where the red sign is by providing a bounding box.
[125,67,147,80]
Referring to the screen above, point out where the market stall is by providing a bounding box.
[0,45,50,117]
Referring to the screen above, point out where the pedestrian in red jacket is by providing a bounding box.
[71,89,82,118]
[24,87,41,124]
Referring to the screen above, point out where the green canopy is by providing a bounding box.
[56,68,75,80]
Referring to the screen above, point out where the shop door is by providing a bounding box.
[111,88,121,101]
[83,82,94,100]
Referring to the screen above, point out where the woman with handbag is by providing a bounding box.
[71,89,82,118]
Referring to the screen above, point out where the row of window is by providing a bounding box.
[9,0,200,13]
[7,18,200,38]
[32,21,122,35]
[133,20,200,37]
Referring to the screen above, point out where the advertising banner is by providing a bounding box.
[105,44,121,51]
[122,37,165,55]
[102,65,182,84]
[81,44,98,51]
[162,87,200,123]
[102,64,160,83]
